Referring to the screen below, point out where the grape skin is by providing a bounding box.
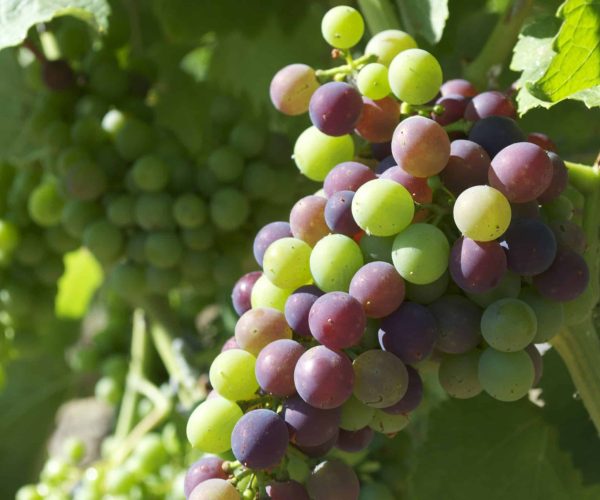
[270,64,320,116]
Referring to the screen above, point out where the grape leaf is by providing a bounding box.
[0,0,110,50]
[407,395,600,500]
[395,0,449,45]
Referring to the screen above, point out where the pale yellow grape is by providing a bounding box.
[321,6,365,49]
[357,63,391,100]
[453,185,511,241]
[310,234,364,292]
[209,349,259,401]
[263,237,312,289]
[365,29,418,66]
[189,479,241,500]
[186,397,242,453]
[369,409,409,434]
[250,275,293,312]
[388,48,442,104]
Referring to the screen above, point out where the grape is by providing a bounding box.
[256,339,305,396]
[188,479,240,500]
[253,221,292,266]
[440,79,478,97]
[405,271,449,304]
[527,132,557,152]
[15,232,45,265]
[310,234,363,292]
[371,142,392,161]
[106,194,135,227]
[550,220,586,254]
[429,295,482,354]
[296,431,339,457]
[283,395,341,447]
[307,460,360,500]
[519,287,564,343]
[440,140,490,195]
[449,237,507,293]
[293,126,354,181]
[0,221,20,255]
[465,271,521,308]
[114,116,154,161]
[207,146,244,183]
[210,188,249,231]
[352,179,414,236]
[267,480,310,500]
[321,6,364,49]
[359,234,394,263]
[135,192,175,230]
[339,395,375,431]
[284,285,323,337]
[538,152,568,203]
[354,96,401,144]
[376,154,396,174]
[500,218,557,275]
[270,64,320,116]
[324,190,360,236]
[468,115,525,158]
[231,409,289,470]
[64,161,107,201]
[242,161,274,200]
[234,307,292,356]
[109,262,144,297]
[532,248,589,302]
[251,275,293,312]
[352,350,408,408]
[433,94,469,126]
[391,223,449,285]
[294,346,354,409]
[382,365,423,414]
[438,350,483,399]
[511,201,541,220]
[481,298,537,352]
[478,348,534,402]
[391,116,450,177]
[542,195,574,221]
[28,182,64,227]
[309,292,366,349]
[337,427,374,452]
[365,29,417,66]
[263,237,312,289]
[525,344,543,386]
[209,349,259,401]
[309,82,363,137]
[357,63,391,100]
[89,58,128,101]
[61,200,102,238]
[323,162,376,197]
[369,409,409,434]
[489,142,553,203]
[453,185,511,241]
[42,59,75,91]
[464,91,516,121]
[171,193,207,229]
[83,219,123,264]
[144,232,182,269]
[378,302,437,364]
[349,261,405,318]
[231,271,262,316]
[288,196,329,247]
[388,49,442,104]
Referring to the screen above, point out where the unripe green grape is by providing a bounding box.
[478,348,534,402]
[365,29,418,66]
[481,299,537,352]
[62,436,86,464]
[15,232,46,265]
[110,262,146,298]
[208,146,244,182]
[61,200,102,238]
[182,225,214,251]
[43,121,71,152]
[63,162,107,201]
[45,225,79,253]
[340,395,376,431]
[466,271,521,308]
[179,250,213,281]
[357,63,391,100]
[453,185,511,241]
[243,161,276,199]
[134,193,175,230]
[210,95,239,125]
[0,220,20,253]
[114,117,154,161]
[389,48,443,104]
[196,166,220,197]
[83,219,124,264]
[519,287,564,343]
[250,275,292,312]
[56,18,91,60]
[229,121,266,158]
[131,155,170,192]
[102,109,126,135]
[438,350,483,399]
[71,116,106,149]
[173,193,207,228]
[209,188,249,231]
[89,59,128,101]
[57,146,91,175]
[28,182,64,227]
[541,195,573,221]
[310,234,363,292]
[144,232,182,269]
[359,234,394,263]
[36,254,65,285]
[75,95,108,120]
[209,349,259,401]
[95,376,122,405]
[262,237,312,289]
[146,265,181,294]
[15,484,42,500]
[369,409,409,434]
[107,194,136,227]
[321,6,365,49]
[135,434,167,473]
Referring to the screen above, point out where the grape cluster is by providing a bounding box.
[184,5,589,499]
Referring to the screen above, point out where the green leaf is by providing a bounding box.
[407,395,600,500]
[0,0,110,50]
[528,0,600,105]
[395,0,449,45]
[55,248,103,319]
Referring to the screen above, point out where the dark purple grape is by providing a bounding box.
[440,79,477,97]
[527,132,557,152]
[449,237,507,293]
[231,409,289,470]
[285,285,323,337]
[349,261,405,318]
[289,195,329,246]
[464,91,516,121]
[307,460,360,500]
[371,141,392,160]
[382,366,423,414]
[525,344,543,386]
[283,395,341,447]
[550,220,587,254]
[354,96,400,143]
[309,82,363,136]
[440,140,490,195]
[433,94,469,126]
[184,456,227,497]
[324,191,361,236]
[500,219,557,275]
[378,302,438,365]
[468,116,525,158]
[267,480,310,500]
[489,142,553,203]
[308,292,366,350]
[294,346,354,409]
[253,221,292,266]
[256,339,306,396]
[538,152,568,203]
[231,271,262,315]
[323,162,376,197]
[532,248,589,301]
[511,201,541,219]
[295,431,338,457]
[336,427,374,452]
[428,295,482,354]
[376,155,397,174]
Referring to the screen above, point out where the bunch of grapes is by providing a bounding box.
[183,5,589,499]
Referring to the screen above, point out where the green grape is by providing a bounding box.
[89,59,128,101]
[56,18,92,60]
[250,275,292,312]
[0,220,20,253]
[208,146,245,183]
[75,95,108,119]
[365,29,418,66]
[293,126,354,181]
[110,262,146,298]
[95,376,122,405]
[71,116,106,149]
[392,223,449,285]
[101,355,128,380]
[104,467,136,494]
[466,271,521,307]
[57,146,91,175]
[15,232,46,265]
[438,350,483,399]
[562,185,584,223]
[262,237,312,289]
[144,231,183,269]
[310,234,363,292]
[453,185,511,241]
[186,397,243,453]
[340,395,376,431]
[115,117,154,161]
[62,436,86,464]
[321,5,364,49]
[388,48,443,105]
[210,95,239,125]
[95,144,126,181]
[132,155,170,192]
[172,193,207,228]
[209,188,249,231]
[146,265,181,294]
[405,271,449,304]
[36,254,65,285]
[83,219,124,264]
[519,287,564,343]
[107,194,136,227]
[27,182,64,227]
[541,195,573,221]
[182,225,214,251]
[61,200,102,238]
[352,179,414,237]
[357,63,391,100]
[15,484,42,500]
[134,193,175,230]
[243,161,276,199]
[43,121,71,152]
[213,254,243,288]
[63,161,108,201]
[126,232,146,264]
[481,298,537,352]
[229,121,266,158]
[369,409,409,434]
[196,167,220,197]
[68,346,99,373]
[135,434,167,473]
[0,162,15,191]
[359,483,395,500]
[45,226,79,253]
[359,234,394,263]
[478,348,534,402]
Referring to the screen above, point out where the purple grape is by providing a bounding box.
[428,295,482,354]
[449,237,507,293]
[309,292,366,350]
[433,94,469,126]
[231,409,289,470]
[379,166,433,204]
[382,366,423,414]
[336,427,374,452]
[525,344,543,386]
[307,460,360,500]
[550,220,587,254]
[527,132,557,152]
[267,480,310,500]
[468,116,525,158]
[440,139,490,195]
[378,302,438,365]
[464,91,516,121]
[256,339,306,396]
[184,456,227,497]
[376,155,397,174]
[235,307,291,356]
[500,219,557,275]
[231,271,262,315]
[324,162,377,197]
[324,191,361,236]
[269,64,319,116]
[294,346,354,409]
[371,141,392,160]
[538,152,568,203]
[289,195,329,247]
[295,431,339,457]
[221,336,239,352]
[532,248,589,301]
[284,285,323,337]
[253,221,292,266]
[354,96,400,143]
[349,261,405,318]
[309,82,363,136]
[283,395,341,447]
[440,79,477,97]
[511,201,541,219]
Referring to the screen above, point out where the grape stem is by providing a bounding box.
[357,0,402,34]
[22,38,46,62]
[315,54,377,82]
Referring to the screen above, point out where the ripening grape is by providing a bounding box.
[449,237,507,293]
[352,350,408,408]
[532,248,589,302]
[308,292,366,349]
[429,295,482,354]
[453,186,511,241]
[468,115,525,158]
[349,261,405,318]
[481,298,537,352]
[270,64,320,116]
[438,350,483,399]
[440,78,478,97]
[478,348,534,402]
[283,395,341,447]
[500,218,557,275]
[188,478,240,500]
[388,49,442,104]
[519,287,564,343]
[256,339,305,396]
[340,395,375,431]
[309,82,363,137]
[234,307,292,356]
[354,96,400,143]
[262,237,312,289]
[321,6,364,49]
[184,456,228,498]
[365,29,417,66]
[369,409,409,434]
[464,90,516,121]
[324,162,377,197]
[307,460,360,500]
[383,365,423,414]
